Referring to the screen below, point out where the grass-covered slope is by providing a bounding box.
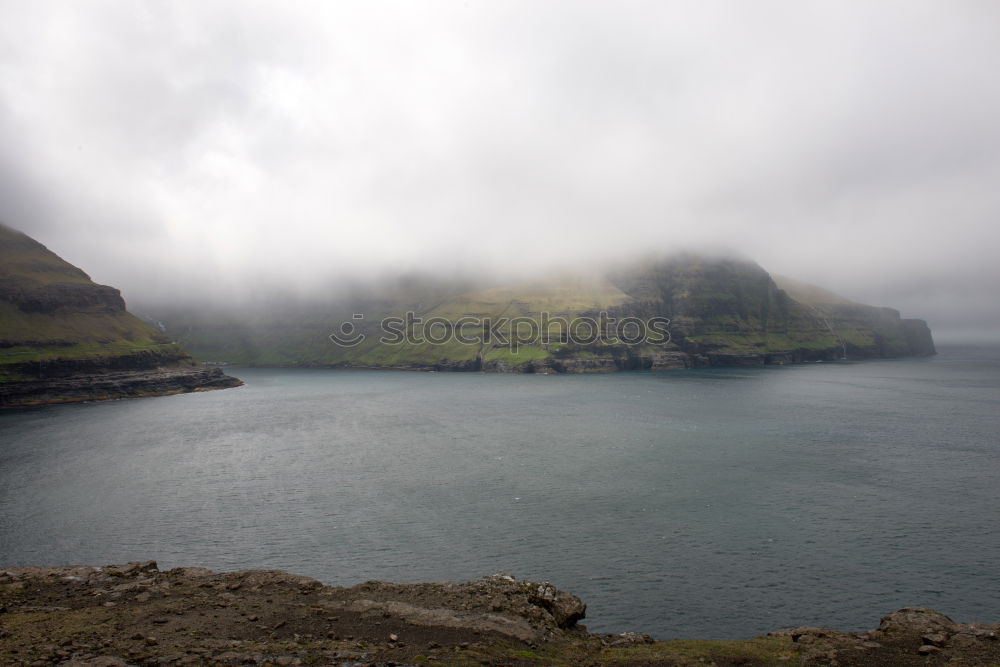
[0,223,241,404]
[159,255,935,372]
[0,225,168,361]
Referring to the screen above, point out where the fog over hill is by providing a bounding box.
[1,2,999,341]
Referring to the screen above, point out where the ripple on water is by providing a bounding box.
[1,349,1000,637]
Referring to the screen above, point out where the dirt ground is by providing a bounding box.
[2,562,998,666]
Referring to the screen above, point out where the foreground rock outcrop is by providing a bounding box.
[2,562,998,666]
[0,224,241,406]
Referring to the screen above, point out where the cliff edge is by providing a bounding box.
[0,224,241,406]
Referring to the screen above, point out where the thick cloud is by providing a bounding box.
[1,1,998,339]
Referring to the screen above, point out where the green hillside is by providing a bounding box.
[157,255,935,372]
[0,224,174,372]
[0,224,241,403]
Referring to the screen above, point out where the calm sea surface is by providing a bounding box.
[2,345,999,638]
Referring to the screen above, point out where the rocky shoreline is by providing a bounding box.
[324,344,912,374]
[1,562,997,666]
[0,364,242,407]
[0,349,242,408]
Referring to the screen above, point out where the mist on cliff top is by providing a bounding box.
[1,2,999,340]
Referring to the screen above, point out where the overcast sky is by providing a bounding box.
[1,1,998,339]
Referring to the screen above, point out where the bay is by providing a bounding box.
[1,345,999,638]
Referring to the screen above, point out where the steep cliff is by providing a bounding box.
[597,256,937,367]
[0,224,242,406]
[773,273,937,359]
[154,254,936,372]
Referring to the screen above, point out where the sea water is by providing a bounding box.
[1,345,998,638]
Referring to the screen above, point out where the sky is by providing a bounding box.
[1,1,998,340]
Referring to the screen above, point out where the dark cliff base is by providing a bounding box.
[324,342,933,374]
[0,349,242,408]
[0,365,243,407]
[1,563,997,667]
[0,343,244,408]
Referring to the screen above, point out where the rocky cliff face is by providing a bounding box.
[773,273,936,361]
[604,256,937,367]
[0,224,242,406]
[901,317,937,356]
[0,279,127,315]
[152,254,936,373]
[0,350,242,406]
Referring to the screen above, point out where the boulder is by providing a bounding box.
[878,607,958,636]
